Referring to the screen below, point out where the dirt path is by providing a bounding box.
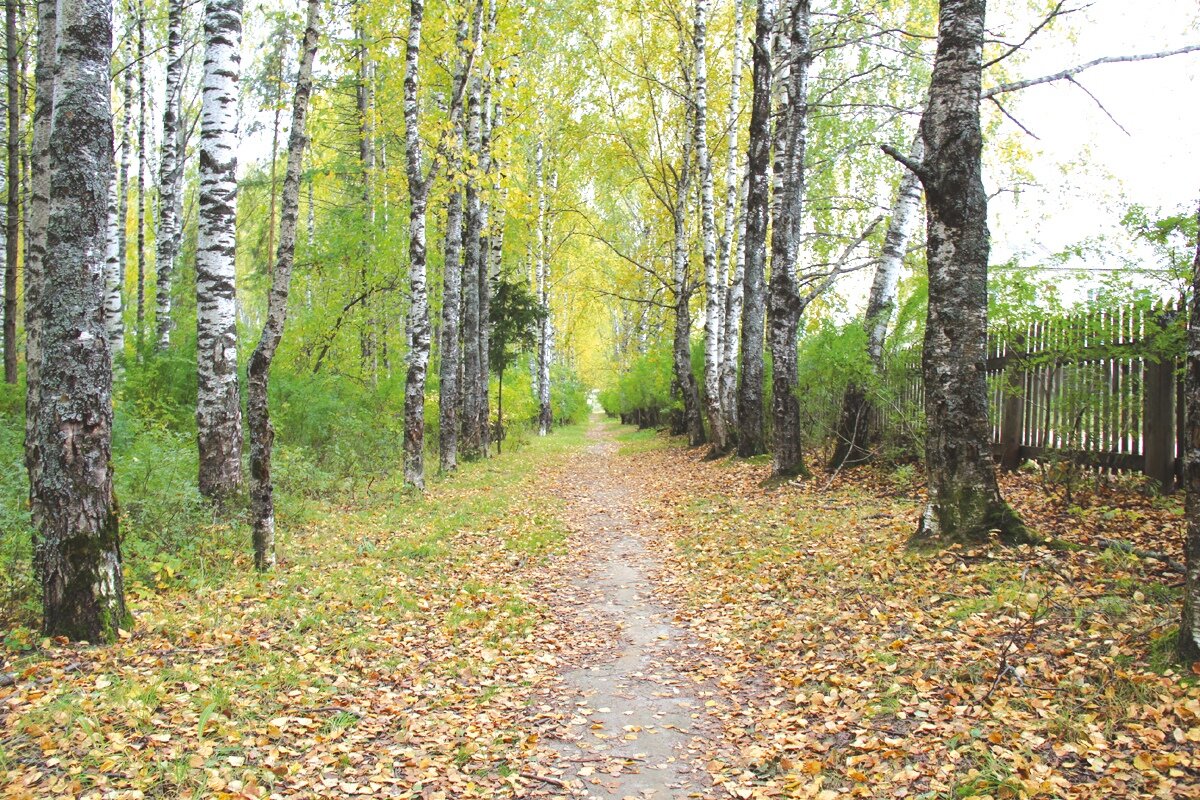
[543,420,717,799]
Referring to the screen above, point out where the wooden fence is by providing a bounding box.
[882,298,1187,490]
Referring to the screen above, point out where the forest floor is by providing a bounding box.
[1,416,1199,799]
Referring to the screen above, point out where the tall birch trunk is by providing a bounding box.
[2,0,15,384]
[35,0,126,641]
[247,0,320,572]
[113,29,131,354]
[672,95,704,446]
[460,10,485,457]
[830,137,923,469]
[403,0,460,489]
[135,0,146,342]
[196,0,244,500]
[694,0,728,453]
[736,0,774,457]
[477,62,500,456]
[355,10,376,375]
[897,0,1026,546]
[154,0,185,350]
[25,0,56,523]
[718,0,744,434]
[533,139,551,436]
[766,0,809,477]
[1181,203,1200,664]
[437,9,469,473]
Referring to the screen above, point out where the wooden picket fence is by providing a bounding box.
[881,298,1187,490]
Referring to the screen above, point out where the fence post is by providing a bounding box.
[999,333,1025,471]
[1143,306,1177,492]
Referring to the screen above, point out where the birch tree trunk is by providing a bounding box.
[533,139,552,436]
[437,9,470,473]
[196,0,245,500]
[355,9,376,376]
[672,97,705,446]
[24,0,56,523]
[34,0,126,641]
[718,0,744,435]
[736,0,775,457]
[2,0,15,384]
[135,0,146,342]
[693,0,728,453]
[460,9,486,457]
[154,0,185,350]
[402,0,461,489]
[477,67,501,456]
[112,31,132,353]
[247,0,320,572]
[765,0,809,478]
[830,137,923,469]
[898,0,1026,546]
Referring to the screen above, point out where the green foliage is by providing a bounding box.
[490,276,547,378]
[551,364,590,425]
[795,323,875,446]
[599,339,675,423]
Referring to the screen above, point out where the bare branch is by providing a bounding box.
[983,43,1200,98]
[989,96,1040,139]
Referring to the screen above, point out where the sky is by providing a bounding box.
[985,0,1200,275]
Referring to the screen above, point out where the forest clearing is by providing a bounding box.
[1,417,1196,798]
[0,0,1199,796]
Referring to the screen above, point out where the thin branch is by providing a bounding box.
[983,43,1200,98]
[989,96,1040,140]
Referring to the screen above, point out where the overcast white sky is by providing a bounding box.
[986,0,1200,269]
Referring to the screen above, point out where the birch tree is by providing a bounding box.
[24,0,56,509]
[460,0,487,458]
[135,0,146,340]
[196,0,245,500]
[830,138,924,469]
[765,0,809,477]
[693,0,728,453]
[111,28,132,354]
[885,0,1026,546]
[34,0,126,641]
[247,0,320,572]
[2,0,15,384]
[718,0,744,436]
[438,9,469,474]
[154,0,185,350]
[402,0,465,489]
[533,139,552,436]
[736,0,774,458]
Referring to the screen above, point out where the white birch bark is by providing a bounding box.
[196,0,244,499]
[248,0,320,572]
[25,0,57,523]
[718,0,744,433]
[830,136,923,468]
[154,0,185,350]
[737,0,775,457]
[694,0,728,453]
[403,0,462,489]
[1,0,13,382]
[35,0,126,641]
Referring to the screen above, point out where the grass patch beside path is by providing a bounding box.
[608,424,1199,800]
[0,426,587,800]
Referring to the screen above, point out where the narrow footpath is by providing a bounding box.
[540,421,719,799]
